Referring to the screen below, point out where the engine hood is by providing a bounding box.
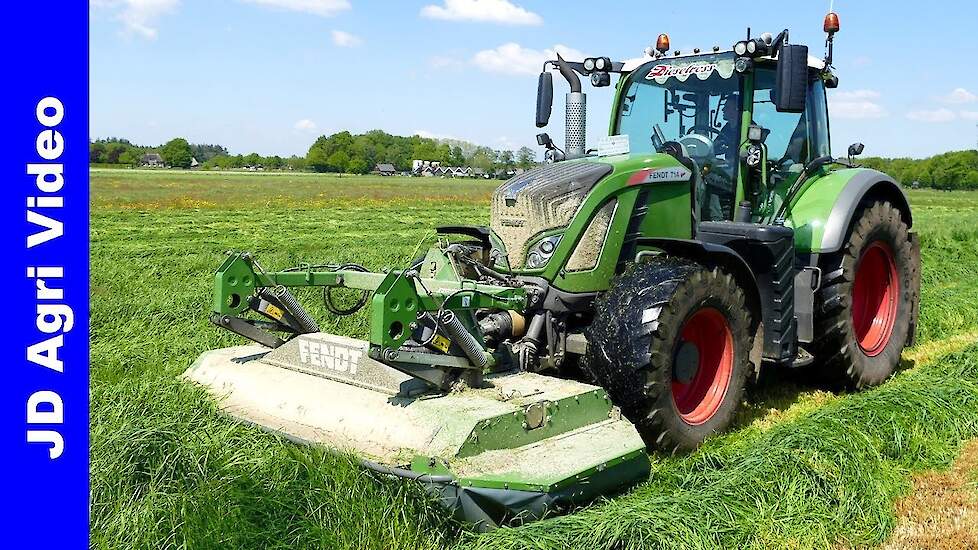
[490,161,613,269]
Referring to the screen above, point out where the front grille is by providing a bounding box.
[490,162,612,268]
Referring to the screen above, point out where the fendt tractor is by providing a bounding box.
[186,12,920,527]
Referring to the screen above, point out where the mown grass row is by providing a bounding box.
[463,344,978,549]
[90,179,978,549]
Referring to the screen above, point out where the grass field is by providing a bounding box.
[90,170,978,549]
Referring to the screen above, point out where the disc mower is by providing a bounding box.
[185,12,921,528]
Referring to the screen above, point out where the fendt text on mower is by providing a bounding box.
[185,12,921,528]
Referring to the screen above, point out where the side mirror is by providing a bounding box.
[536,72,553,128]
[774,44,808,113]
[848,142,865,157]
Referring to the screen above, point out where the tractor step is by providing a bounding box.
[790,347,815,368]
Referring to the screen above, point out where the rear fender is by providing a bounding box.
[789,168,912,253]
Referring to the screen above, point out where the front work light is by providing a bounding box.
[734,41,748,56]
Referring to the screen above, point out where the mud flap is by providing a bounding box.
[907,232,922,347]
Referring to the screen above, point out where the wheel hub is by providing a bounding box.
[851,241,899,357]
[673,341,700,384]
[671,307,734,426]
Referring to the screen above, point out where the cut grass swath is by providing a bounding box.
[462,345,978,550]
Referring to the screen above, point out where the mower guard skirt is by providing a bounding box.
[183,333,649,526]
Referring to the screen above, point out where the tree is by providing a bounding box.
[160,138,193,169]
[306,135,332,172]
[499,150,515,170]
[469,147,497,172]
[448,145,465,167]
[516,146,536,170]
[347,157,370,174]
[118,149,139,166]
[327,150,350,173]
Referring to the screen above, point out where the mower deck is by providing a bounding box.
[184,333,649,526]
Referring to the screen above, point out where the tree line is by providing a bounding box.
[89,130,538,174]
[90,138,306,170]
[304,130,536,174]
[861,150,978,191]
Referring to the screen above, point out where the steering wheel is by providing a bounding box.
[676,133,715,164]
[686,124,720,138]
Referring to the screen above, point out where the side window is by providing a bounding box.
[753,67,808,183]
[807,79,831,158]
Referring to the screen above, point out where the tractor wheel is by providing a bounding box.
[583,258,754,453]
[814,200,914,388]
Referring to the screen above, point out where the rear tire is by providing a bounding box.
[814,200,914,388]
[583,258,754,453]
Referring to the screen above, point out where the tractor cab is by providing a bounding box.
[612,49,833,222]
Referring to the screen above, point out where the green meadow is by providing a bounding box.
[90,169,978,549]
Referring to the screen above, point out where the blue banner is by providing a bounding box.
[1,2,89,546]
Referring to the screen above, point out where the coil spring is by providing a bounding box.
[439,310,489,369]
[273,287,319,333]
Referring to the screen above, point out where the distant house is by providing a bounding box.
[190,157,199,169]
[140,153,164,168]
[412,160,481,178]
[372,163,397,176]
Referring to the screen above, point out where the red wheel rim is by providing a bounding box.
[671,307,734,426]
[851,241,899,356]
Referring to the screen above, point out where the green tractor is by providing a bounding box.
[186,12,920,527]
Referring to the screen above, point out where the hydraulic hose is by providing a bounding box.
[360,458,455,484]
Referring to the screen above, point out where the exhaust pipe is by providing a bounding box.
[556,54,586,159]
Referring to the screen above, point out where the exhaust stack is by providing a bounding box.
[556,54,586,159]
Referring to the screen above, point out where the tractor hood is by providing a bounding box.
[490,161,613,269]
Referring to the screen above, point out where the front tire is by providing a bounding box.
[583,258,754,453]
[814,200,914,388]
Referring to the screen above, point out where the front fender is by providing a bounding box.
[788,168,912,253]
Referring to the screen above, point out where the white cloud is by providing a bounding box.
[940,88,978,105]
[240,0,350,17]
[420,0,542,25]
[92,0,180,40]
[828,90,888,119]
[429,55,464,69]
[907,108,957,123]
[959,111,978,121]
[294,119,317,131]
[414,130,459,140]
[330,30,362,47]
[472,43,585,76]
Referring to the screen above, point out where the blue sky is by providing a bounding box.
[91,0,978,159]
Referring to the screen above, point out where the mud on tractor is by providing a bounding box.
[186,12,921,528]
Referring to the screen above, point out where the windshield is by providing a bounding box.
[615,53,742,166]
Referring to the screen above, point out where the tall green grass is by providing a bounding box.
[89,173,978,549]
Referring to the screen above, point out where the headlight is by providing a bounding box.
[734,41,748,56]
[525,234,562,269]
